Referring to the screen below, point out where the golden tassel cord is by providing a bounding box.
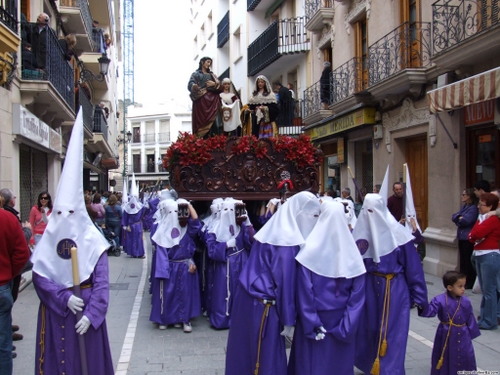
[436,294,462,370]
[370,272,394,374]
[254,301,273,375]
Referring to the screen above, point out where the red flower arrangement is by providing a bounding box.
[163,133,322,171]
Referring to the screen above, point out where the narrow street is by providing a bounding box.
[12,237,500,375]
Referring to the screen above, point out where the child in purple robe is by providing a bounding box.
[418,271,480,375]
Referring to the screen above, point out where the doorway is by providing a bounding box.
[405,136,428,229]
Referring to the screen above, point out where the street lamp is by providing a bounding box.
[117,130,132,178]
[78,53,111,83]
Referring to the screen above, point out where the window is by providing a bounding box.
[132,127,141,143]
[400,0,421,67]
[354,18,368,89]
[182,121,192,133]
[145,121,155,143]
[207,11,214,40]
[200,24,206,49]
[233,25,242,61]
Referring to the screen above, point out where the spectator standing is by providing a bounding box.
[30,13,50,70]
[387,182,405,225]
[418,271,480,375]
[104,194,122,248]
[92,20,105,53]
[473,179,491,198]
[29,191,53,246]
[0,206,31,375]
[341,187,354,202]
[451,188,479,289]
[91,193,106,225]
[468,193,500,330]
[58,34,76,61]
[320,61,331,110]
[273,81,293,127]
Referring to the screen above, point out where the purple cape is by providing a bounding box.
[122,207,145,257]
[33,253,113,375]
[149,218,202,325]
[354,241,429,375]
[204,225,253,329]
[288,267,366,375]
[225,241,301,375]
[419,292,480,374]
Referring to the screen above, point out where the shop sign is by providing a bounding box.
[464,99,495,126]
[12,104,61,154]
[306,108,376,141]
[337,138,345,164]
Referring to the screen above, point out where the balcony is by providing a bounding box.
[58,0,95,53]
[20,24,75,124]
[158,132,171,143]
[331,57,365,113]
[432,0,500,69]
[367,22,431,107]
[76,87,94,138]
[248,17,310,76]
[217,11,229,48]
[302,80,333,125]
[142,133,155,143]
[247,0,278,11]
[0,4,19,82]
[129,163,167,174]
[85,106,113,159]
[305,0,335,32]
[277,99,305,136]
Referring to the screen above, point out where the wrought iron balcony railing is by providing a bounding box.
[77,87,93,134]
[93,108,108,141]
[217,11,230,48]
[248,17,310,76]
[432,0,500,55]
[305,0,334,19]
[247,0,262,11]
[128,163,167,174]
[142,133,155,143]
[0,2,18,33]
[368,21,431,86]
[22,24,74,110]
[92,28,105,53]
[303,79,324,118]
[332,57,363,104]
[158,132,171,143]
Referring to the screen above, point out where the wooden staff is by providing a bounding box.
[402,163,407,223]
[347,166,364,203]
[71,247,89,375]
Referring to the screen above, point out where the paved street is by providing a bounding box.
[12,237,500,375]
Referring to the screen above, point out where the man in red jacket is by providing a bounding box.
[0,208,31,374]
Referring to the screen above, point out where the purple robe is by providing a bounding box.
[205,225,253,329]
[354,242,429,375]
[142,197,159,231]
[288,268,366,375]
[149,218,203,325]
[33,253,113,375]
[122,207,145,257]
[225,242,301,375]
[419,293,480,375]
[200,229,215,317]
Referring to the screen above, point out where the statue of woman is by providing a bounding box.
[187,57,222,137]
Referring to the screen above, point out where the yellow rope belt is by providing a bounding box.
[370,272,395,375]
[436,295,463,370]
[68,283,93,291]
[254,299,275,375]
[38,304,46,375]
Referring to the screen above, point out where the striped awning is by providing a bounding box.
[427,66,500,114]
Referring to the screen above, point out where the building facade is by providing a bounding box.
[110,102,192,191]
[0,0,122,220]
[191,0,500,276]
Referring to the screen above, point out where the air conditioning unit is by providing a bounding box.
[437,73,453,88]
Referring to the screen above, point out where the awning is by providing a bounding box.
[265,0,285,18]
[427,66,500,114]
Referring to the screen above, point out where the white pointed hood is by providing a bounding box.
[121,178,129,207]
[296,200,365,278]
[379,165,390,206]
[123,174,143,214]
[152,199,187,248]
[403,164,422,234]
[31,109,110,287]
[210,199,240,242]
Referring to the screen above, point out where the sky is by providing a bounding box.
[123,1,193,108]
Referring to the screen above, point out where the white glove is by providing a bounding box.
[67,295,84,314]
[280,325,294,337]
[315,326,326,340]
[75,315,91,335]
[226,239,236,248]
[41,207,49,223]
[244,215,252,227]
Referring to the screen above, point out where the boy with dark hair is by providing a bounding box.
[473,179,491,198]
[418,271,480,375]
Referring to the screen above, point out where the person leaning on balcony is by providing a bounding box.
[187,56,222,138]
[320,61,331,110]
[30,13,51,70]
[58,34,77,62]
[21,41,45,79]
[243,75,279,138]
